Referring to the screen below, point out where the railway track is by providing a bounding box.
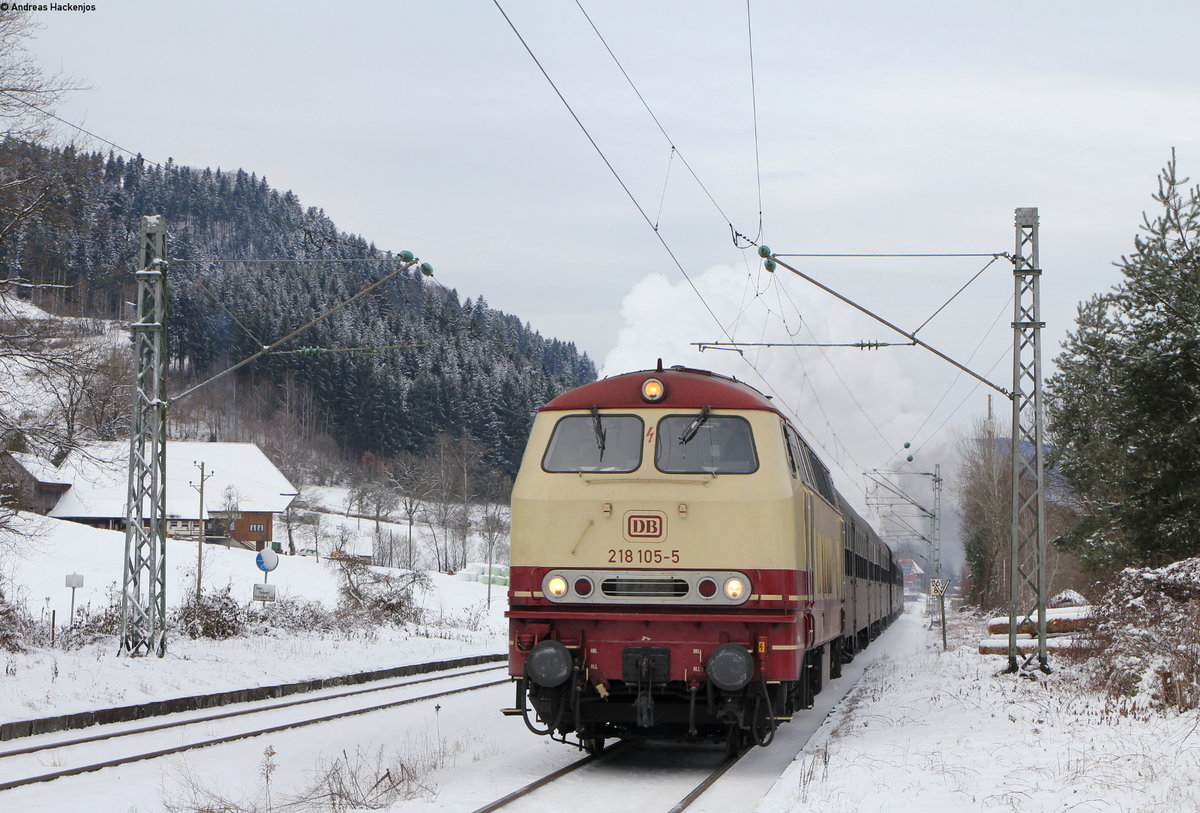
[471,740,744,813]
[0,662,508,792]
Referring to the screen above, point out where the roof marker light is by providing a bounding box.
[642,378,666,402]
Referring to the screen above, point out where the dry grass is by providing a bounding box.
[162,735,469,813]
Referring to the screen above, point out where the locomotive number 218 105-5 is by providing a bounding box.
[608,548,681,565]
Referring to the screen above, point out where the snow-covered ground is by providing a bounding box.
[0,510,506,722]
[5,510,1200,811]
[760,604,1200,813]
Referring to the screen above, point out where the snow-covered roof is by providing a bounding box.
[8,451,72,486]
[49,441,297,520]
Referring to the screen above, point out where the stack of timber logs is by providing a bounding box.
[978,606,1092,655]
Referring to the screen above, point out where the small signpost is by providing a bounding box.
[65,573,84,626]
[254,548,279,602]
[930,578,949,651]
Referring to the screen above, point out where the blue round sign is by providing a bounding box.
[256,548,279,572]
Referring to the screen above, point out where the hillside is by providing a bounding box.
[0,140,595,475]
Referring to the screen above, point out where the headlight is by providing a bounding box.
[641,377,666,402]
[546,575,568,598]
[724,576,746,600]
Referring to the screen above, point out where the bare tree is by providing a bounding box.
[0,12,73,142]
[1,12,80,248]
[300,510,324,559]
[26,341,127,461]
[0,302,117,545]
[956,416,1009,610]
[211,485,244,544]
[477,471,511,607]
[279,499,306,555]
[418,437,463,572]
[447,433,484,570]
[0,13,88,540]
[419,495,461,573]
[956,414,1088,610]
[389,451,433,570]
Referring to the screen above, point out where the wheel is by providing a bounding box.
[583,736,605,756]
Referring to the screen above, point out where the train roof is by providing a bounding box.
[541,366,783,415]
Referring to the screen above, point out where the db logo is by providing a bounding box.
[624,511,666,542]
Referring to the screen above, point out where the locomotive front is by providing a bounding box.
[505,366,817,753]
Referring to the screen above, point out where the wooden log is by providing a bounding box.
[986,606,1092,635]
[977,634,1089,656]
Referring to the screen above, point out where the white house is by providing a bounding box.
[7,441,297,550]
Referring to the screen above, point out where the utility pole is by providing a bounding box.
[1007,207,1049,673]
[706,210,1051,667]
[929,464,942,584]
[190,461,213,602]
[119,215,169,657]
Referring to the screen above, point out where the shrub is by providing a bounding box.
[334,559,428,627]
[1073,557,1200,710]
[247,596,336,634]
[172,585,247,639]
[59,582,123,650]
[0,588,36,653]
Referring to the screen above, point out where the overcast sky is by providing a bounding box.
[21,0,1200,570]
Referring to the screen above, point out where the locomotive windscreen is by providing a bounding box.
[655,415,757,474]
[542,414,644,472]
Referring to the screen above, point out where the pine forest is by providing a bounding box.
[0,139,596,478]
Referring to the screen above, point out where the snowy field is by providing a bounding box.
[0,510,507,723]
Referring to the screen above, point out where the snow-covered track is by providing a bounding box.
[0,651,506,742]
[0,663,507,792]
[470,741,743,813]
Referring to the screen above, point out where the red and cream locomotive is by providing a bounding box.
[504,364,902,753]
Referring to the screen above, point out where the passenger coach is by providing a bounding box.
[505,364,901,753]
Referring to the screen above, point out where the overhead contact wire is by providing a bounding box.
[496,3,865,485]
[745,0,763,244]
[573,0,743,236]
[912,254,1002,336]
[494,0,735,343]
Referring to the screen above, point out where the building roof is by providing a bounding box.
[9,452,73,486]
[49,441,297,521]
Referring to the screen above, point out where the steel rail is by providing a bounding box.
[0,664,506,761]
[469,744,627,813]
[0,677,507,792]
[666,753,742,812]
[470,740,743,813]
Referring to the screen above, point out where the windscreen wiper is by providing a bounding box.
[591,405,606,458]
[678,405,711,445]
